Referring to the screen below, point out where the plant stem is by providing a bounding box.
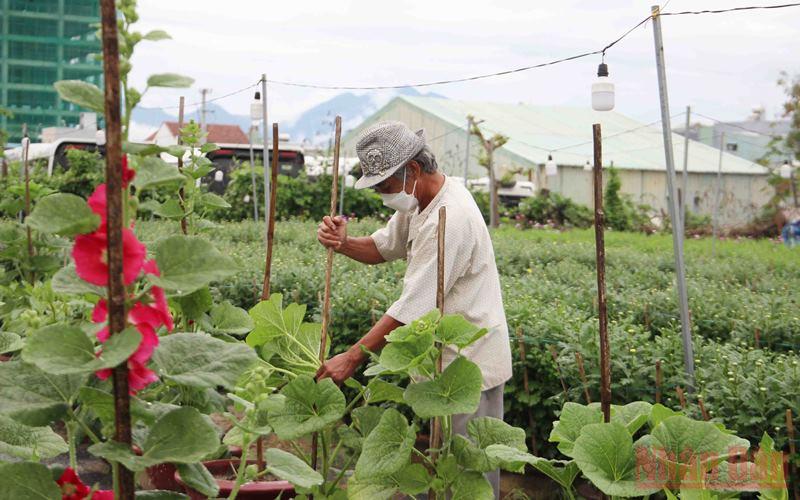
[228,438,252,500]
[321,429,330,479]
[327,453,355,495]
[66,421,77,470]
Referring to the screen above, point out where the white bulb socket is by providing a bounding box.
[545,155,558,176]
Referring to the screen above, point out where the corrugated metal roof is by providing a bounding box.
[389,96,767,175]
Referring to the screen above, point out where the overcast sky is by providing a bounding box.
[130,0,799,130]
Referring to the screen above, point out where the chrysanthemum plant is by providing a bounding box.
[0,151,255,498]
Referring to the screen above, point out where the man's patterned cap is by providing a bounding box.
[354,121,425,189]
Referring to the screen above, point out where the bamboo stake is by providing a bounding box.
[592,123,611,423]
[754,328,761,350]
[430,207,447,468]
[261,123,279,299]
[575,352,592,404]
[786,409,799,500]
[676,387,687,409]
[655,360,662,404]
[99,1,134,497]
[177,97,187,235]
[516,327,538,454]
[313,115,341,471]
[697,397,710,421]
[548,344,569,397]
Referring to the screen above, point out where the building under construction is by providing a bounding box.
[0,0,102,143]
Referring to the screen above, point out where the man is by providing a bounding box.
[316,121,512,497]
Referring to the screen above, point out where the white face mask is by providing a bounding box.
[380,168,418,212]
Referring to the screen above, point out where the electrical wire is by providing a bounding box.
[137,79,262,111]
[660,2,800,16]
[691,111,786,138]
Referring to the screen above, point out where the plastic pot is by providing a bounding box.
[175,459,295,500]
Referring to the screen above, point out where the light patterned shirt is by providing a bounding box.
[371,176,512,390]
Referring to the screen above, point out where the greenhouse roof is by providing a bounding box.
[391,96,768,175]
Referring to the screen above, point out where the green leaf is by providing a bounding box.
[355,408,415,479]
[265,448,323,488]
[89,407,219,471]
[54,80,104,113]
[435,314,488,349]
[572,422,662,496]
[51,265,106,296]
[135,492,190,500]
[451,470,493,500]
[0,331,23,354]
[403,356,482,419]
[132,156,185,191]
[142,29,171,41]
[123,142,168,156]
[153,199,185,219]
[548,402,603,457]
[174,287,212,320]
[77,387,155,428]
[0,461,61,500]
[0,361,85,426]
[0,414,68,460]
[199,192,231,209]
[146,73,194,88]
[649,403,682,430]
[611,401,653,435]
[26,193,100,237]
[365,379,405,404]
[210,301,253,335]
[527,457,580,490]
[22,324,141,375]
[453,417,527,473]
[175,463,219,499]
[148,235,238,296]
[378,328,434,372]
[268,376,345,440]
[755,433,788,500]
[152,332,257,389]
[345,476,395,500]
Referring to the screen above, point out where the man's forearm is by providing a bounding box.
[345,314,403,364]
[337,236,385,265]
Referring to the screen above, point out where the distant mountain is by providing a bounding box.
[130,88,446,145]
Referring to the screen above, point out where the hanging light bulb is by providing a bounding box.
[250,91,262,123]
[95,129,106,146]
[591,60,615,111]
[780,160,792,179]
[584,160,592,171]
[214,170,224,182]
[545,154,558,176]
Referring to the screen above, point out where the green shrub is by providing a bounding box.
[603,167,651,232]
[517,191,592,228]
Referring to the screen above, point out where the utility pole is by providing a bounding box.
[261,74,270,228]
[651,5,695,389]
[681,105,691,230]
[712,132,725,256]
[248,124,259,221]
[199,88,211,141]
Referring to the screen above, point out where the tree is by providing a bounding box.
[53,0,193,140]
[468,115,508,228]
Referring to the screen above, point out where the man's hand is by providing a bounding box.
[316,348,363,385]
[317,215,348,251]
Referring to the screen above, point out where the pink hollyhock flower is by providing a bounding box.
[57,468,90,500]
[73,228,146,286]
[142,260,174,331]
[87,184,107,224]
[121,154,135,187]
[91,491,114,500]
[96,359,158,395]
[92,302,160,364]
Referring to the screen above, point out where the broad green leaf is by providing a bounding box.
[200,192,231,209]
[265,448,323,488]
[0,331,23,354]
[403,356,482,419]
[527,457,580,490]
[355,408,415,479]
[548,402,603,457]
[366,379,405,404]
[54,80,104,113]
[51,265,106,296]
[0,414,68,460]
[146,73,194,88]
[200,142,219,153]
[26,193,100,237]
[453,417,527,473]
[268,376,345,440]
[174,287,212,320]
[123,142,168,156]
[572,422,662,496]
[89,407,219,471]
[210,301,253,335]
[135,492,190,499]
[148,235,238,296]
[22,324,141,375]
[611,401,653,435]
[247,294,303,346]
[451,470,493,500]
[175,463,219,499]
[142,29,171,41]
[345,476,395,500]
[77,387,155,428]
[754,433,788,500]
[0,461,60,500]
[153,199,185,219]
[649,403,682,430]
[132,156,185,191]
[0,361,85,426]
[483,444,535,473]
[435,314,488,349]
[378,329,434,372]
[152,332,257,389]
[345,462,430,500]
[352,406,385,438]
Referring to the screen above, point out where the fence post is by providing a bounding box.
[592,124,611,423]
